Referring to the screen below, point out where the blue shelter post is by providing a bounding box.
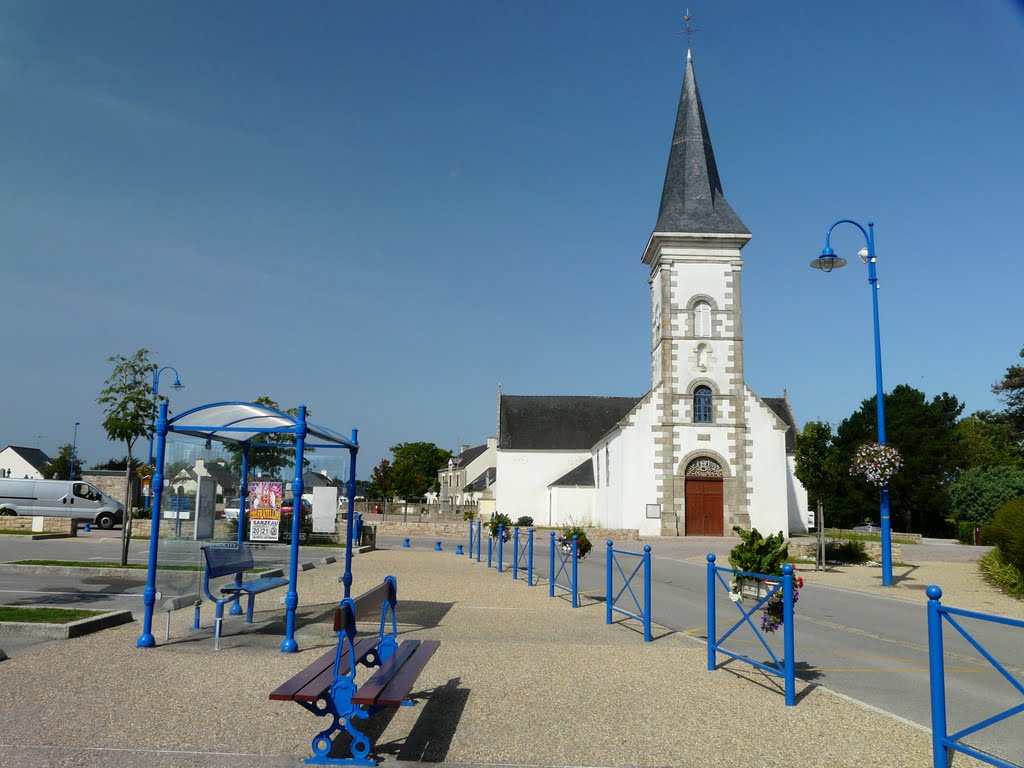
[927,585,949,768]
[137,401,169,648]
[571,535,579,608]
[706,553,717,670]
[468,521,474,559]
[342,430,358,599]
[606,540,614,625]
[549,531,556,597]
[782,564,796,706]
[281,405,308,653]
[512,526,519,580]
[643,544,653,642]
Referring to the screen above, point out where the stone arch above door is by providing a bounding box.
[685,457,723,478]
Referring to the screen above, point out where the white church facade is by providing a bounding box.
[494,51,808,538]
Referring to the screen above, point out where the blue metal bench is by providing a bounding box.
[270,576,439,767]
[200,543,289,648]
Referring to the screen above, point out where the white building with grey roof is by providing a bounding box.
[495,51,807,538]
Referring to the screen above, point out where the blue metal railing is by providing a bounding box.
[706,553,796,706]
[512,526,535,585]
[927,585,1024,768]
[468,519,483,561]
[606,541,652,642]
[487,524,508,571]
[548,532,579,607]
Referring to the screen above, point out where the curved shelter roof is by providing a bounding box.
[168,401,357,448]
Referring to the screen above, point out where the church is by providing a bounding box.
[493,51,808,538]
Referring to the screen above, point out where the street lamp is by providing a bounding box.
[70,421,80,482]
[811,219,893,587]
[145,367,185,508]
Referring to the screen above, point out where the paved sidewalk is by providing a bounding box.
[0,546,985,768]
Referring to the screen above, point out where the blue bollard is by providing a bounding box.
[456,544,464,556]
[435,540,442,551]
[403,537,411,548]
[83,523,91,533]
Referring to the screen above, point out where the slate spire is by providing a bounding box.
[654,50,749,235]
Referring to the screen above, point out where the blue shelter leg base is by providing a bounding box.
[136,633,155,648]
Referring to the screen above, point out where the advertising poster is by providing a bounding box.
[249,481,283,542]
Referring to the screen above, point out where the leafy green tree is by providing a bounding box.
[992,346,1024,446]
[41,444,83,481]
[93,457,144,471]
[97,348,157,565]
[955,413,1024,470]
[947,466,1024,524]
[366,459,392,500]
[388,442,451,499]
[827,385,964,535]
[794,421,838,511]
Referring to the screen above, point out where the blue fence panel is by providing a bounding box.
[706,553,796,706]
[927,585,1024,768]
[548,531,579,607]
[468,519,482,561]
[512,527,535,585]
[605,541,652,641]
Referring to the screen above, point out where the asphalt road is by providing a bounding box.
[2,530,1020,762]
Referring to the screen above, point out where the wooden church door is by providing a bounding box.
[684,458,724,536]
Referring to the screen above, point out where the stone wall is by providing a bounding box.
[823,527,922,544]
[368,519,641,542]
[0,516,74,533]
[789,538,902,564]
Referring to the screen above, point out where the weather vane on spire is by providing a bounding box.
[679,8,700,50]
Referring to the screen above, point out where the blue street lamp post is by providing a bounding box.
[69,421,80,482]
[811,219,893,587]
[145,367,184,509]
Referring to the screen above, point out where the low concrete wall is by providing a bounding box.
[0,517,74,534]
[790,539,902,564]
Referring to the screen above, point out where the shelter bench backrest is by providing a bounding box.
[203,544,255,579]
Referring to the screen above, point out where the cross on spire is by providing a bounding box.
[679,8,700,52]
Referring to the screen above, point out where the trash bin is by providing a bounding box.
[354,513,364,546]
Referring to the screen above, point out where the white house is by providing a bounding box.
[493,51,807,537]
[0,445,52,479]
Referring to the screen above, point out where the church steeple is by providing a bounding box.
[654,50,749,235]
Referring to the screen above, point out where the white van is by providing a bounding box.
[0,478,124,529]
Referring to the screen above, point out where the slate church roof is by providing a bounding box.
[654,51,749,236]
[499,395,641,451]
[762,396,798,455]
[549,461,595,488]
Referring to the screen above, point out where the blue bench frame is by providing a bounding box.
[200,543,289,648]
[270,576,439,767]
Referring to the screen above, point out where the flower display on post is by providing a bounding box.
[849,442,903,486]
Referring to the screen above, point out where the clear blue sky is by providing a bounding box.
[2,1,1022,480]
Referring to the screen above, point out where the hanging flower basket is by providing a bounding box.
[850,442,903,486]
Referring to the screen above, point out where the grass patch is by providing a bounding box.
[12,560,202,571]
[978,548,1024,599]
[0,606,107,623]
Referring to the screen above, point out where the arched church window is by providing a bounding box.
[685,457,723,477]
[694,386,713,423]
[694,301,711,337]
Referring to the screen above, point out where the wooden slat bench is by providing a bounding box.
[270,576,439,766]
[200,543,289,648]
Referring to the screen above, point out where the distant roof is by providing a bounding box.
[549,461,595,488]
[456,444,487,465]
[653,51,749,236]
[499,395,641,450]
[1,446,51,471]
[763,396,798,454]
[464,467,496,492]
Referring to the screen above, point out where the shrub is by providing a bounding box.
[728,527,789,577]
[977,547,1024,598]
[462,509,476,521]
[515,516,534,528]
[984,496,1024,574]
[487,512,513,539]
[824,538,870,565]
[560,522,593,559]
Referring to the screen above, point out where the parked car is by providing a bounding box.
[281,498,312,517]
[223,498,241,521]
[852,522,881,533]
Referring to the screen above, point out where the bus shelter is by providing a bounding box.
[136,400,359,653]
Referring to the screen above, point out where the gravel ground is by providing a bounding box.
[0,548,996,768]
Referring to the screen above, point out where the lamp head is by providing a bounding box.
[171,378,185,391]
[810,246,848,273]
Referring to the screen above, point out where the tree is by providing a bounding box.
[826,385,964,536]
[41,444,83,481]
[947,466,1024,524]
[366,459,392,500]
[388,442,451,499]
[992,346,1024,446]
[97,348,157,566]
[794,421,838,569]
[954,413,1024,471]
